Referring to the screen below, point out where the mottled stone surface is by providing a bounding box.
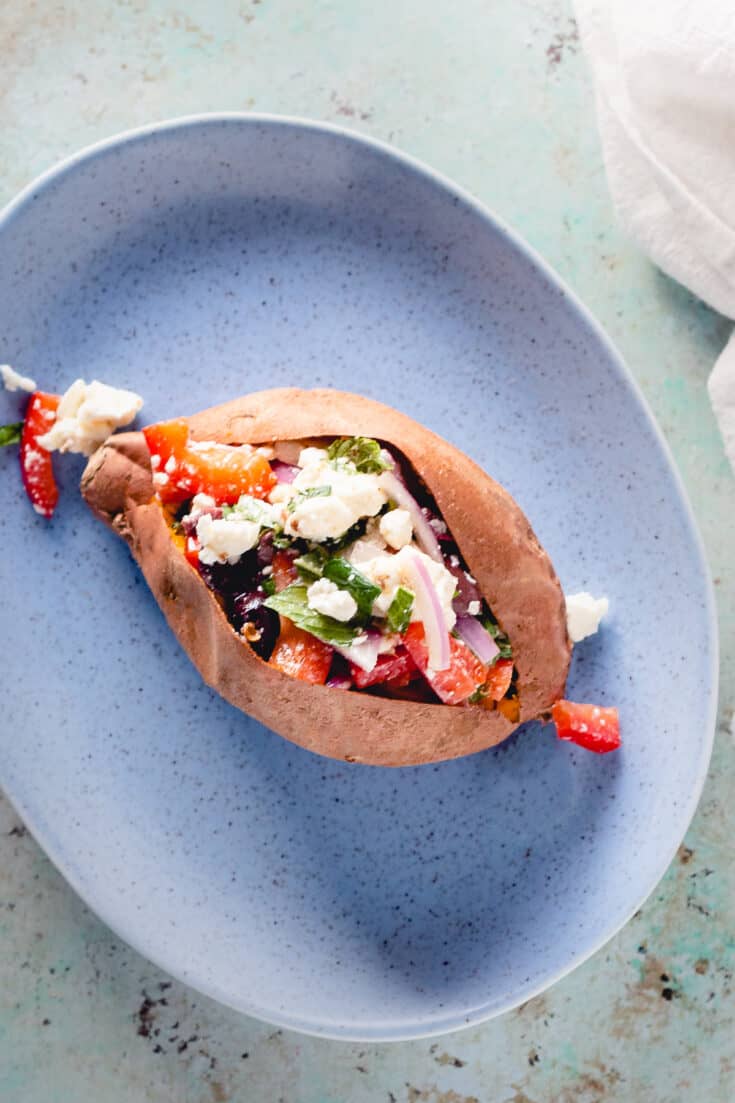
[1,1,732,1100]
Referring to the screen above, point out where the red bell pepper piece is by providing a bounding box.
[269,620,333,685]
[19,391,60,519]
[403,622,486,704]
[143,418,276,505]
[551,700,621,754]
[482,657,514,703]
[350,648,417,689]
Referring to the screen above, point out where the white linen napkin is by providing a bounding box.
[574,0,735,471]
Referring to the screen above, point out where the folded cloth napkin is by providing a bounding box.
[574,0,735,470]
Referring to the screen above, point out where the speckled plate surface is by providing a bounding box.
[0,115,717,1041]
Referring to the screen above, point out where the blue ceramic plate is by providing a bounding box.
[0,116,717,1040]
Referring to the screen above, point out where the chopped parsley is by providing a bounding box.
[287,485,332,514]
[386,586,414,633]
[326,436,389,474]
[0,422,23,447]
[322,557,381,622]
[264,584,359,646]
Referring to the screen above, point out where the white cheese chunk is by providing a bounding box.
[467,600,481,616]
[1,364,37,393]
[379,508,413,549]
[357,544,456,629]
[36,378,143,455]
[306,578,358,622]
[284,453,387,542]
[196,513,260,565]
[565,591,609,643]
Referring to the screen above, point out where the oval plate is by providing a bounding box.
[0,115,717,1041]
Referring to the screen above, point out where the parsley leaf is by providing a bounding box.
[0,422,23,447]
[261,577,276,597]
[322,557,381,622]
[386,586,414,633]
[326,436,389,474]
[264,584,359,646]
[294,549,328,582]
[287,485,332,514]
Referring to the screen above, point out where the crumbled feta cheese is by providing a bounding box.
[229,494,277,527]
[467,600,481,616]
[1,364,37,393]
[347,534,388,564]
[196,513,260,565]
[36,378,143,455]
[565,591,609,643]
[379,508,413,550]
[285,453,387,541]
[306,578,358,622]
[357,544,456,629]
[297,446,329,469]
[153,471,169,487]
[268,482,296,505]
[164,455,177,475]
[190,493,217,512]
[150,454,161,469]
[428,516,447,535]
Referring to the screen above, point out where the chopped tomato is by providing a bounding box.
[142,418,276,505]
[350,648,416,689]
[482,658,514,704]
[551,700,621,754]
[403,622,486,704]
[269,620,333,684]
[20,391,60,519]
[272,550,298,592]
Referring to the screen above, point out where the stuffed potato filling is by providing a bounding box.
[144,421,518,712]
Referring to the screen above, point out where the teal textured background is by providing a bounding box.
[1,1,733,1100]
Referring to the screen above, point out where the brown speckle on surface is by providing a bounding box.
[330,90,373,121]
[546,17,578,68]
[434,1052,466,1068]
[7,824,27,837]
[695,959,710,974]
[406,1087,480,1103]
[678,845,694,864]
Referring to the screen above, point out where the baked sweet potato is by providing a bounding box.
[81,388,571,766]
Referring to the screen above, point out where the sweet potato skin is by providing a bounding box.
[81,389,571,766]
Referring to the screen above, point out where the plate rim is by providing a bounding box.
[0,111,719,1041]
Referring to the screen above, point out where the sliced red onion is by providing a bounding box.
[334,629,383,673]
[326,674,352,690]
[378,471,442,562]
[455,615,499,665]
[271,460,299,484]
[408,551,450,671]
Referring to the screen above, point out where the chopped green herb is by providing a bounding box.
[264,584,359,646]
[0,422,23,447]
[386,585,414,633]
[468,684,489,705]
[261,577,276,597]
[326,436,389,474]
[322,557,381,622]
[287,485,332,514]
[272,531,294,550]
[294,549,328,582]
[222,495,276,527]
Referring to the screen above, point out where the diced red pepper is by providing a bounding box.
[350,648,416,689]
[19,391,60,519]
[142,418,276,505]
[482,657,514,704]
[403,622,486,704]
[269,620,333,685]
[551,699,621,754]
